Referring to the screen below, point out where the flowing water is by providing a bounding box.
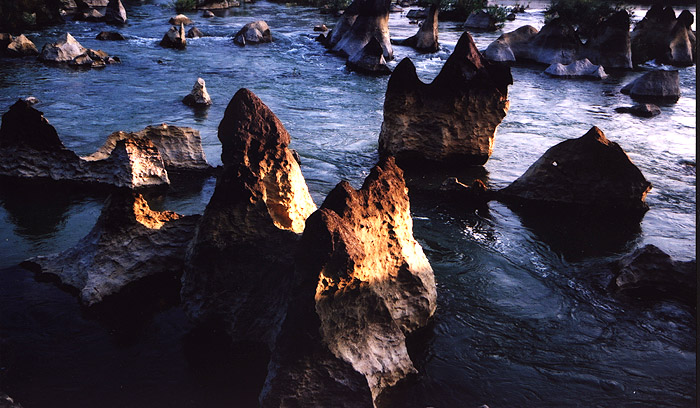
[0,1,695,406]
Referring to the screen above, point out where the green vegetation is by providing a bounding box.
[438,0,486,21]
[484,4,509,28]
[170,0,197,12]
[545,0,631,36]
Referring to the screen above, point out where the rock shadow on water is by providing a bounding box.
[402,165,492,214]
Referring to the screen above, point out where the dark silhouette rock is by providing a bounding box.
[615,103,661,118]
[314,24,328,32]
[391,3,438,53]
[182,77,213,107]
[483,25,538,63]
[631,5,696,66]
[346,36,392,75]
[620,70,680,102]
[544,58,607,79]
[0,0,64,32]
[0,392,23,408]
[96,31,125,41]
[0,99,64,151]
[439,177,490,203]
[498,126,651,214]
[186,26,204,38]
[580,10,633,69]
[104,0,127,24]
[327,10,358,49]
[169,14,192,25]
[160,23,187,49]
[379,31,512,167]
[181,88,316,348]
[463,10,496,31]
[202,10,215,17]
[5,34,38,57]
[234,21,271,46]
[332,0,393,61]
[526,18,582,64]
[0,33,13,51]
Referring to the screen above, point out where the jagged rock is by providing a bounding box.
[233,21,271,46]
[262,157,436,405]
[169,14,193,25]
[631,5,696,66]
[182,77,212,107]
[181,89,316,348]
[196,0,240,9]
[378,31,512,167]
[620,70,680,102]
[160,23,187,49]
[0,99,64,151]
[498,126,651,214]
[332,0,393,61]
[22,191,199,306]
[483,25,539,63]
[202,10,215,17]
[5,34,38,57]
[580,10,632,69]
[391,3,438,53]
[463,10,496,31]
[347,37,392,75]
[69,52,98,67]
[544,58,607,79]
[187,26,204,38]
[614,103,661,118]
[73,8,104,21]
[611,245,696,307]
[104,0,127,24]
[39,32,86,62]
[96,31,125,41]
[526,18,581,64]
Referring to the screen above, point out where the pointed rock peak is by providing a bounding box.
[660,6,677,22]
[450,31,484,70]
[605,9,630,28]
[61,32,79,44]
[364,36,384,57]
[581,126,610,145]
[386,57,420,90]
[0,99,64,150]
[678,10,694,28]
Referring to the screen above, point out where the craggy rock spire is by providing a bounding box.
[581,10,633,69]
[379,31,512,167]
[391,3,439,53]
[631,5,696,66]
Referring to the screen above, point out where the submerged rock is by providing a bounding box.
[483,25,538,63]
[160,23,187,49]
[182,77,212,106]
[233,21,272,46]
[463,10,496,31]
[23,191,199,306]
[379,31,512,167]
[544,58,607,79]
[631,5,696,66]
[96,31,125,41]
[331,0,393,61]
[5,34,39,57]
[182,88,316,348]
[186,26,204,38]
[614,103,661,118]
[498,126,651,214]
[580,10,633,69]
[391,3,438,53]
[202,10,215,17]
[346,37,392,75]
[620,70,680,102]
[104,0,127,24]
[262,157,436,405]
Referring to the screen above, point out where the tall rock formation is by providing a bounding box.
[631,5,696,66]
[104,0,127,24]
[580,10,633,69]
[391,4,439,53]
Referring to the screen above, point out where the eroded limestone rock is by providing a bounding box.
[463,10,496,31]
[169,14,192,25]
[379,31,512,167]
[182,77,212,107]
[526,18,581,65]
[483,25,538,63]
[332,0,393,61]
[631,5,696,66]
[391,3,438,53]
[346,37,391,75]
[39,32,86,62]
[234,21,271,46]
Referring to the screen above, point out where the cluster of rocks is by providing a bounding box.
[392,3,439,53]
[631,5,696,67]
[160,14,206,49]
[39,32,120,67]
[73,0,128,25]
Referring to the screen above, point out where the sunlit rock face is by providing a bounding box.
[5,34,39,57]
[379,31,511,167]
[580,10,633,69]
[262,157,436,405]
[498,126,652,214]
[160,23,186,49]
[233,21,272,46]
[391,4,439,53]
[182,88,316,348]
[331,0,393,61]
[39,32,86,62]
[631,5,696,67]
[22,191,199,306]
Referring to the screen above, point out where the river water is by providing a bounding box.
[0,1,695,407]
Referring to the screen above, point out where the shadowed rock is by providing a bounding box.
[169,14,192,25]
[620,70,680,102]
[332,0,393,61]
[326,5,359,49]
[5,34,39,56]
[160,23,187,49]
[391,4,438,53]
[22,191,199,306]
[73,8,104,22]
[104,0,127,24]
[187,26,204,38]
[346,37,392,75]
[262,157,436,406]
[234,21,272,46]
[498,126,651,214]
[615,103,661,118]
[182,77,212,107]
[483,25,538,63]
[580,10,632,69]
[96,31,125,41]
[544,58,607,79]
[631,5,696,66]
[463,10,496,31]
[182,88,316,348]
[379,31,512,167]
[526,18,581,65]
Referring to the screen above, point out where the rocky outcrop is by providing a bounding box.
[391,3,438,53]
[483,25,539,63]
[22,191,199,306]
[39,32,119,67]
[544,58,607,79]
[378,31,512,167]
[262,157,436,405]
[631,5,696,67]
[611,245,696,307]
[620,70,680,102]
[181,88,316,348]
[614,103,661,118]
[331,0,393,61]
[169,14,192,25]
[160,23,187,49]
[182,77,212,107]
[0,0,64,32]
[196,0,240,9]
[498,126,651,214]
[463,10,496,31]
[346,37,391,75]
[233,21,271,46]
[580,10,632,69]
[104,0,127,24]
[96,31,125,41]
[5,34,38,57]
[73,8,104,22]
[187,26,204,38]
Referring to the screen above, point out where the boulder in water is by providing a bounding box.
[614,103,661,118]
[631,5,696,67]
[73,8,104,21]
[182,77,213,107]
[104,0,127,24]
[160,23,187,49]
[331,0,393,61]
[525,18,582,64]
[544,58,607,79]
[391,3,438,53]
[202,10,215,17]
[96,31,125,41]
[186,26,204,38]
[620,70,680,102]
[346,37,392,75]
[483,25,539,63]
[580,10,633,69]
[39,32,86,62]
[463,10,496,31]
[169,14,193,25]
[233,20,271,46]
[5,34,39,57]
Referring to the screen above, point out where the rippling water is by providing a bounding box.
[0,0,695,406]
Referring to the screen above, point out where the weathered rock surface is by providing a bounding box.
[182,88,316,348]
[39,32,85,62]
[196,0,240,9]
[614,103,661,118]
[498,126,651,214]
[580,10,632,69]
[233,20,271,46]
[326,8,358,49]
[182,77,212,107]
[104,0,127,24]
[463,10,496,31]
[346,37,391,75]
[160,23,187,49]
[379,31,511,167]
[483,25,538,63]
[5,34,38,57]
[331,0,393,61]
[612,245,696,307]
[22,191,199,306]
[526,18,581,65]
[391,3,438,53]
[96,31,125,41]
[620,70,680,102]
[631,5,696,66]
[73,8,104,22]
[544,58,607,79]
[262,157,436,405]
[187,26,204,38]
[169,14,192,25]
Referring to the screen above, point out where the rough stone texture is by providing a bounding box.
[544,58,607,79]
[5,34,39,57]
[483,25,539,63]
[463,10,496,31]
[73,8,104,21]
[332,0,393,61]
[262,157,436,405]
[39,32,86,62]
[160,23,187,49]
[169,14,192,25]
[23,191,199,306]
[525,18,582,65]
[614,103,661,118]
[96,31,125,41]
[186,26,204,38]
[182,88,316,348]
[378,31,512,167]
[196,0,240,9]
[612,245,696,307]
[631,5,696,67]
[620,70,680,102]
[182,77,212,106]
[327,9,358,49]
[233,20,271,46]
[580,10,632,69]
[346,37,391,75]
[391,4,438,53]
[104,0,127,24]
[498,126,651,214]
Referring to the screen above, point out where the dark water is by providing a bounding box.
[0,1,696,406]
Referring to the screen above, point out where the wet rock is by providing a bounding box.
[498,126,651,214]
[169,14,193,25]
[614,103,661,118]
[104,0,127,24]
[631,5,696,66]
[262,157,436,405]
[391,3,438,53]
[326,10,357,49]
[580,10,632,69]
[202,10,215,17]
[197,0,240,9]
[439,177,490,203]
[73,8,104,21]
[314,24,328,32]
[96,31,125,41]
[23,96,40,105]
[483,25,539,63]
[332,0,393,61]
[463,10,496,31]
[544,58,607,79]
[160,23,187,49]
[234,20,272,46]
[5,34,39,57]
[379,31,512,167]
[526,18,581,64]
[22,191,199,306]
[186,26,204,38]
[405,8,426,21]
[346,37,392,75]
[39,32,86,62]
[612,245,696,307]
[182,77,213,107]
[181,88,316,348]
[620,70,680,102]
